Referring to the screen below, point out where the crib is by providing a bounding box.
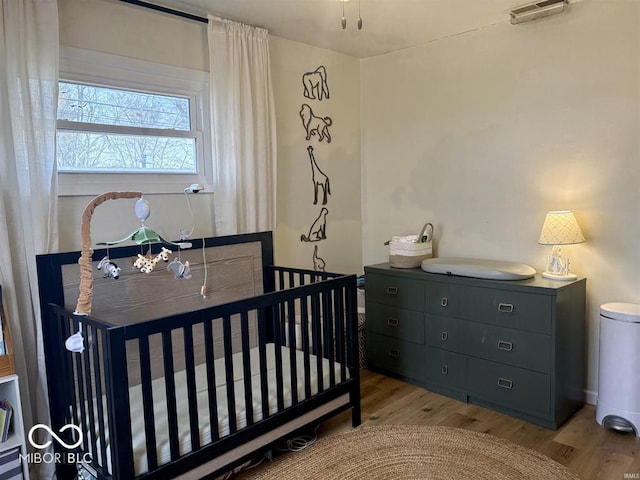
[36,232,361,479]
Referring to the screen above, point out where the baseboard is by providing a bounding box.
[585,390,597,406]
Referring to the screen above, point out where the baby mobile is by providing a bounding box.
[73,191,197,317]
[68,191,201,353]
[96,195,192,278]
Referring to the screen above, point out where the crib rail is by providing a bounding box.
[45,267,359,480]
[46,306,128,479]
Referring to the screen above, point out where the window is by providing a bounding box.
[57,47,211,196]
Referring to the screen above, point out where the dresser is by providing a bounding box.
[364,263,586,429]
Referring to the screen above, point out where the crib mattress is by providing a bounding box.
[91,343,347,476]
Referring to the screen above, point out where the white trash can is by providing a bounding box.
[596,302,640,435]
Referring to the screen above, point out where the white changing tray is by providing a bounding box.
[421,257,536,280]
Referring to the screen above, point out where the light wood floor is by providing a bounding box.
[238,369,640,479]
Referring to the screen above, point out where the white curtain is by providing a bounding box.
[207,15,277,235]
[0,1,59,478]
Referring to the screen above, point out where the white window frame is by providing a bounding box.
[57,47,212,196]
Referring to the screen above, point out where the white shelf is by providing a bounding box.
[0,374,29,480]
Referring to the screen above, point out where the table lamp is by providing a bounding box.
[537,210,585,280]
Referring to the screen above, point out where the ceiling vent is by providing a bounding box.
[510,0,568,24]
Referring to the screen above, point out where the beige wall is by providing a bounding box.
[57,0,363,275]
[58,0,639,402]
[361,0,639,402]
[270,37,362,273]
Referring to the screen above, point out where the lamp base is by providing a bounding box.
[542,271,577,281]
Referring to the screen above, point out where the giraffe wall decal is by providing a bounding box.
[307,145,331,205]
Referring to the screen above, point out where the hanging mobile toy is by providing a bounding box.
[133,246,172,274]
[167,258,192,279]
[97,256,121,279]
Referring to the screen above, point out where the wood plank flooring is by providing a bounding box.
[237,370,640,479]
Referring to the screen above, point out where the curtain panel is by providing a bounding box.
[0,0,59,478]
[207,15,277,235]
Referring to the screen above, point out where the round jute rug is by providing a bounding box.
[252,425,581,479]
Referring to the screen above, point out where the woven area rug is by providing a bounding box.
[252,425,581,479]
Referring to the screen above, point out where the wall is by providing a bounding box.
[361,0,639,401]
[57,0,363,275]
[270,37,362,274]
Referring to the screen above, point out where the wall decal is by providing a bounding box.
[300,207,329,242]
[312,245,326,272]
[302,66,329,101]
[307,145,331,205]
[300,104,332,143]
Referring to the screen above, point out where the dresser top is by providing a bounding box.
[365,263,585,295]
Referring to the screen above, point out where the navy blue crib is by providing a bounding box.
[36,232,361,480]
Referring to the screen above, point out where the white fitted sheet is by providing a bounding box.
[90,343,347,476]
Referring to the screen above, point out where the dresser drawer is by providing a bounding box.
[424,281,460,317]
[425,314,458,351]
[458,320,551,373]
[424,347,463,388]
[367,304,424,344]
[366,273,424,311]
[367,333,425,382]
[459,286,552,334]
[466,358,551,417]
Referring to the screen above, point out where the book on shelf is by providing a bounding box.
[0,296,5,356]
[0,286,16,377]
[0,400,12,442]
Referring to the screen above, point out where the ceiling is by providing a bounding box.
[135,0,542,58]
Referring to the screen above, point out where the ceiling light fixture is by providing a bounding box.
[340,0,363,31]
[341,0,346,29]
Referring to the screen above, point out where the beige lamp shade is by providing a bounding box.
[538,211,586,245]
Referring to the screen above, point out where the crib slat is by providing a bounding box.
[272,304,285,411]
[82,326,98,457]
[91,328,108,470]
[104,326,135,478]
[73,327,89,450]
[240,311,254,427]
[300,298,312,399]
[257,308,270,420]
[323,291,336,387]
[204,319,220,442]
[184,324,200,451]
[277,270,286,328]
[335,287,347,382]
[61,317,79,431]
[287,300,298,405]
[139,335,158,471]
[222,315,238,433]
[162,330,180,460]
[311,292,324,392]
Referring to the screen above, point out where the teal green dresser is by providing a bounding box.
[364,263,586,429]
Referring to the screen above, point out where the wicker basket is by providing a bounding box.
[388,223,433,269]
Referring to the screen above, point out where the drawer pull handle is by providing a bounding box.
[387,317,400,327]
[388,349,400,358]
[497,340,513,352]
[441,297,449,307]
[497,377,513,389]
[498,303,514,313]
[387,286,399,295]
[441,365,448,375]
[441,331,448,341]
